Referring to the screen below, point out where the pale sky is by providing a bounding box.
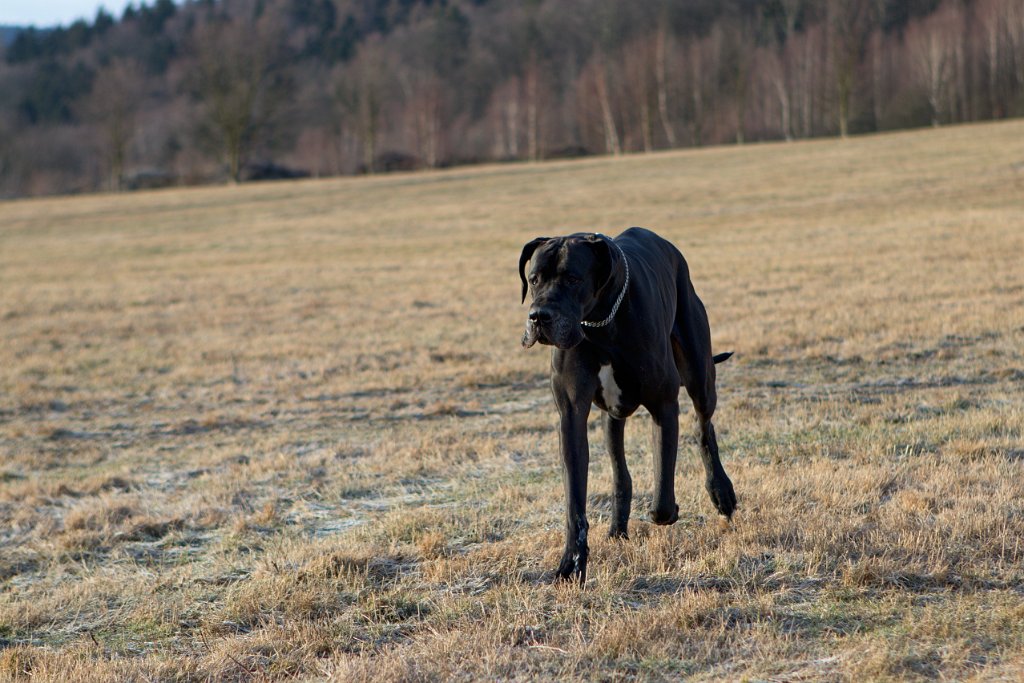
[1,1,142,27]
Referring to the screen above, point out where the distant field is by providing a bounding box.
[2,120,1023,681]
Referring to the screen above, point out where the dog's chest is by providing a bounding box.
[595,364,637,418]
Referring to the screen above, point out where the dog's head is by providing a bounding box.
[518,233,623,350]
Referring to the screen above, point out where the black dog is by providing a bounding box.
[519,228,737,584]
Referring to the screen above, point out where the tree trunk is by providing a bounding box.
[361,83,378,173]
[595,63,621,155]
[871,31,883,129]
[525,59,540,160]
[506,94,520,158]
[640,101,652,152]
[927,34,945,127]
[987,20,999,117]
[836,48,854,138]
[690,45,704,146]
[655,28,677,148]
[774,77,792,141]
[229,136,241,183]
[838,71,850,138]
[801,35,814,137]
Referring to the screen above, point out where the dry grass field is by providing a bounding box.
[2,120,1024,681]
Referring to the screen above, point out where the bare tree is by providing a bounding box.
[622,35,655,152]
[687,31,721,146]
[948,4,968,123]
[906,6,958,127]
[788,25,826,138]
[654,25,677,148]
[974,0,1024,118]
[976,0,1005,117]
[755,46,791,141]
[193,4,290,182]
[337,39,388,173]
[867,28,887,129]
[82,59,143,190]
[489,77,521,159]
[400,70,446,168]
[577,52,621,155]
[523,54,545,161]
[829,0,874,138]
[1006,0,1024,97]
[722,18,755,144]
[688,38,706,146]
[766,0,803,141]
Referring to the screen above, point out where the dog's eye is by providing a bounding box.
[529,276,539,286]
[566,276,582,285]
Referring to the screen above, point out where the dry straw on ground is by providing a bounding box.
[2,120,1023,681]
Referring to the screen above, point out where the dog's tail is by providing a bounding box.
[712,352,734,364]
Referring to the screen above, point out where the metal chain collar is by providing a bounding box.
[581,236,629,328]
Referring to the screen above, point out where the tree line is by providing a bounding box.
[1,0,1023,198]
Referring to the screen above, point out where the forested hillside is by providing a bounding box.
[2,0,1023,198]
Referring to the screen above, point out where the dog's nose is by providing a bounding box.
[529,308,553,324]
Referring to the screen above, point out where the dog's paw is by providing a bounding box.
[706,475,737,518]
[555,549,588,585]
[649,503,679,526]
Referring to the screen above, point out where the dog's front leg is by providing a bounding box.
[604,413,631,539]
[554,393,591,585]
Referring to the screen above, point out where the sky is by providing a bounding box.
[1,1,142,27]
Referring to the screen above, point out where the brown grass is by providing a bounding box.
[2,120,1023,681]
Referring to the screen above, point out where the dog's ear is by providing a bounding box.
[519,237,550,303]
[584,233,621,294]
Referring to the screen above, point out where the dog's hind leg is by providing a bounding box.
[649,399,681,525]
[603,413,632,538]
[672,280,737,518]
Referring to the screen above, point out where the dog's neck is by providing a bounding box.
[581,238,629,328]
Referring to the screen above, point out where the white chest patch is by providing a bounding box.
[598,364,621,410]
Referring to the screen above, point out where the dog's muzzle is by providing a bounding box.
[522,307,583,349]
[522,319,542,348]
